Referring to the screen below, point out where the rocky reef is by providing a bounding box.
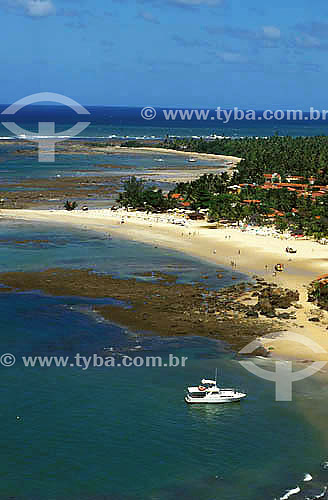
[0,268,299,352]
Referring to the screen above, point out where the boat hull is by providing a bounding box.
[184,395,246,404]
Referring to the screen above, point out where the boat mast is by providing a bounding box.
[215,368,218,386]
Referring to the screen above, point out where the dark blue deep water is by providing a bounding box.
[1,104,328,139]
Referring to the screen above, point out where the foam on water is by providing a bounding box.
[279,486,301,499]
[275,464,328,500]
[305,486,328,499]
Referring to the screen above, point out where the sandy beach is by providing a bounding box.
[99,145,242,164]
[138,167,228,184]
[2,207,328,361]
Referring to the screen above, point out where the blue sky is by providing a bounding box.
[1,0,328,108]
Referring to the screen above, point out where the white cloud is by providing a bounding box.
[294,34,322,49]
[142,0,224,8]
[25,0,55,17]
[171,0,223,6]
[207,24,281,42]
[138,11,160,24]
[261,25,281,40]
[5,0,55,17]
[217,51,247,63]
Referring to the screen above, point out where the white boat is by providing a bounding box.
[187,157,197,163]
[209,134,225,140]
[185,371,246,404]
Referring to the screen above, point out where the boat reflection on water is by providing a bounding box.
[186,401,243,421]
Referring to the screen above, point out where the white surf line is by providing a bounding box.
[277,486,301,500]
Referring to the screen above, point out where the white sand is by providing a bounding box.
[102,145,241,163]
[2,208,328,361]
[139,167,228,184]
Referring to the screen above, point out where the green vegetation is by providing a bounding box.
[163,135,328,184]
[120,140,148,148]
[173,173,328,238]
[308,279,328,310]
[84,141,112,147]
[118,136,328,238]
[64,200,77,211]
[117,177,173,212]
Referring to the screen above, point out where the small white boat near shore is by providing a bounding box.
[187,157,197,163]
[185,370,246,404]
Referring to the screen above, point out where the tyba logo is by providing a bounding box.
[1,92,91,162]
[239,332,327,401]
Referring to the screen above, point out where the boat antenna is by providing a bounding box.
[215,368,218,385]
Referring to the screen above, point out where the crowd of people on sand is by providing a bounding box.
[106,208,298,276]
[110,208,193,227]
[108,208,310,245]
[105,208,319,267]
[65,206,323,283]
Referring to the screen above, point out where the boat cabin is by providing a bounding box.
[184,372,247,404]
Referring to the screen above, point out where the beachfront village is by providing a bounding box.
[119,136,328,239]
[117,136,328,310]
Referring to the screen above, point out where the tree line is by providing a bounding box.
[163,135,328,185]
[117,135,328,239]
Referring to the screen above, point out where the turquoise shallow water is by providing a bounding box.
[0,218,245,287]
[0,220,327,499]
[0,144,224,184]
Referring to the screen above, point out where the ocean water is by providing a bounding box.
[3,103,328,192]
[1,104,328,140]
[0,220,327,499]
[0,219,246,286]
[0,106,328,499]
[0,142,224,187]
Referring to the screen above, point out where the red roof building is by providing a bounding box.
[263,173,282,184]
[286,175,305,182]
